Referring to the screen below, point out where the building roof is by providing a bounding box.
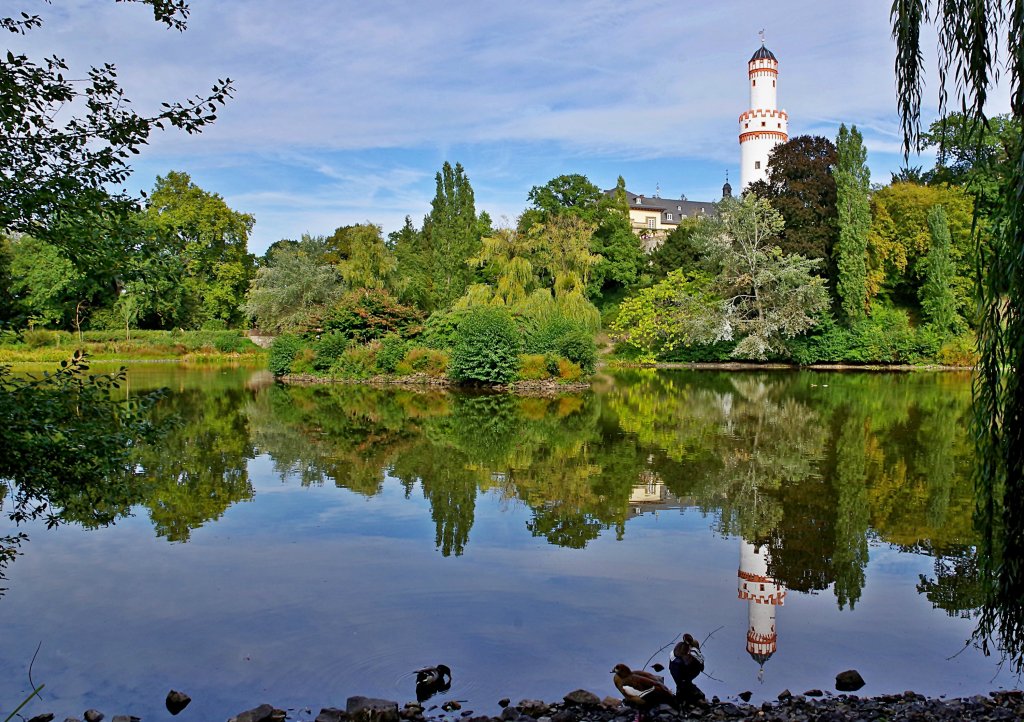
[606,188,718,220]
[750,44,777,62]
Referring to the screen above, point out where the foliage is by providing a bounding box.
[244,234,345,333]
[448,306,522,384]
[268,334,305,377]
[747,135,838,265]
[612,270,724,360]
[648,218,703,280]
[422,162,480,309]
[786,308,943,365]
[518,354,553,380]
[834,124,872,323]
[390,216,432,310]
[867,182,975,312]
[376,333,411,374]
[937,333,979,367]
[920,205,961,336]
[312,331,350,372]
[0,2,232,249]
[394,347,448,377]
[331,343,379,379]
[338,224,400,292]
[556,358,582,381]
[319,289,424,343]
[419,309,467,351]
[141,171,255,327]
[7,235,86,328]
[555,329,597,374]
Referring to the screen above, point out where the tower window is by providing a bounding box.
[773,80,776,87]
[744,122,749,128]
[761,121,766,127]
[752,79,756,86]
[755,161,761,169]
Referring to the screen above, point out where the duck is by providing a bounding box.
[669,634,706,704]
[415,664,452,702]
[611,663,675,722]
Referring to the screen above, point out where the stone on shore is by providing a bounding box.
[227,703,286,722]
[562,690,601,707]
[27,714,55,722]
[315,708,347,722]
[110,716,140,722]
[346,696,399,722]
[835,669,866,692]
[166,689,192,715]
[83,711,103,722]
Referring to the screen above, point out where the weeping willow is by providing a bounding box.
[892,0,1024,670]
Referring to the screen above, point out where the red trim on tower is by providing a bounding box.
[739,130,789,143]
[738,570,773,584]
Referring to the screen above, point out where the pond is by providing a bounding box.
[0,364,1010,720]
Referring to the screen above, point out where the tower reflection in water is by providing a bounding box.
[738,540,786,681]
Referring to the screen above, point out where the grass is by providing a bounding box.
[0,329,267,363]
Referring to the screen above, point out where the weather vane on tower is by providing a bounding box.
[759,29,766,45]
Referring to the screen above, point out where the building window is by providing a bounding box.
[761,121,766,127]
[773,80,776,87]
[752,79,756,86]
[755,161,761,169]
[666,213,673,221]
[646,217,657,229]
[744,122,749,128]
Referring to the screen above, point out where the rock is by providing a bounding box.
[227,703,286,722]
[551,711,575,722]
[498,699,511,709]
[835,669,866,692]
[600,696,621,709]
[804,689,824,697]
[166,689,192,715]
[62,718,82,722]
[562,689,601,707]
[346,696,400,722]
[441,701,461,712]
[516,700,547,717]
[777,689,792,701]
[499,709,518,721]
[738,691,753,703]
[84,711,104,722]
[111,717,140,722]
[28,714,55,722]
[316,708,347,722]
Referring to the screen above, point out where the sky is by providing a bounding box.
[10,0,1012,255]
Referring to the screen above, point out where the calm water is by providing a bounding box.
[1,364,1010,720]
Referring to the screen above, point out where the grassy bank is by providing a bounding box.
[0,329,266,363]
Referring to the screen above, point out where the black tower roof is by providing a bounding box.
[750,45,777,62]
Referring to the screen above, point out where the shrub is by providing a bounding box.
[937,333,978,367]
[319,289,424,342]
[313,331,350,371]
[419,309,466,351]
[376,333,410,374]
[290,347,317,375]
[213,332,251,353]
[557,329,597,374]
[658,340,738,363]
[523,314,578,355]
[395,347,448,377]
[449,306,522,384]
[201,318,228,331]
[518,354,552,380]
[331,343,379,379]
[556,358,583,382]
[785,315,851,365]
[268,334,305,376]
[21,329,73,348]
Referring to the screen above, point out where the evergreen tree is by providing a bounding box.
[391,216,433,310]
[834,124,871,324]
[422,162,479,309]
[920,205,959,335]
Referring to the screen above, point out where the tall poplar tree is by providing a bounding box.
[920,205,958,335]
[422,162,479,309]
[834,124,871,323]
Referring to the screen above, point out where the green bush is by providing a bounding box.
[376,333,410,374]
[419,309,466,351]
[213,332,251,353]
[201,318,228,331]
[21,329,73,348]
[556,358,583,381]
[937,333,979,367]
[313,331,350,371]
[557,329,597,374]
[395,347,448,377]
[523,314,578,355]
[657,340,738,362]
[268,334,305,376]
[449,306,522,384]
[290,347,317,375]
[786,315,851,365]
[331,343,379,379]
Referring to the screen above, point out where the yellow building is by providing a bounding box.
[605,180,732,252]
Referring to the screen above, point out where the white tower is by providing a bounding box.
[737,540,786,676]
[739,38,788,189]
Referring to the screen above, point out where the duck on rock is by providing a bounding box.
[669,633,705,705]
[611,663,675,722]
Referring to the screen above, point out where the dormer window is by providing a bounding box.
[666,213,673,221]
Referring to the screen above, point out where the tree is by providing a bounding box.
[747,135,838,266]
[422,162,480,309]
[867,182,974,313]
[711,195,830,359]
[833,124,872,323]
[337,224,399,291]
[648,218,704,280]
[391,216,432,310]
[919,205,960,335]
[7,235,85,328]
[892,0,1024,671]
[243,235,345,333]
[526,174,604,222]
[142,171,255,327]
[0,2,232,250]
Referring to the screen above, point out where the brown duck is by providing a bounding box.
[611,663,675,721]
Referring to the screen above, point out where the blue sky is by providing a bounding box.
[12,0,1010,255]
